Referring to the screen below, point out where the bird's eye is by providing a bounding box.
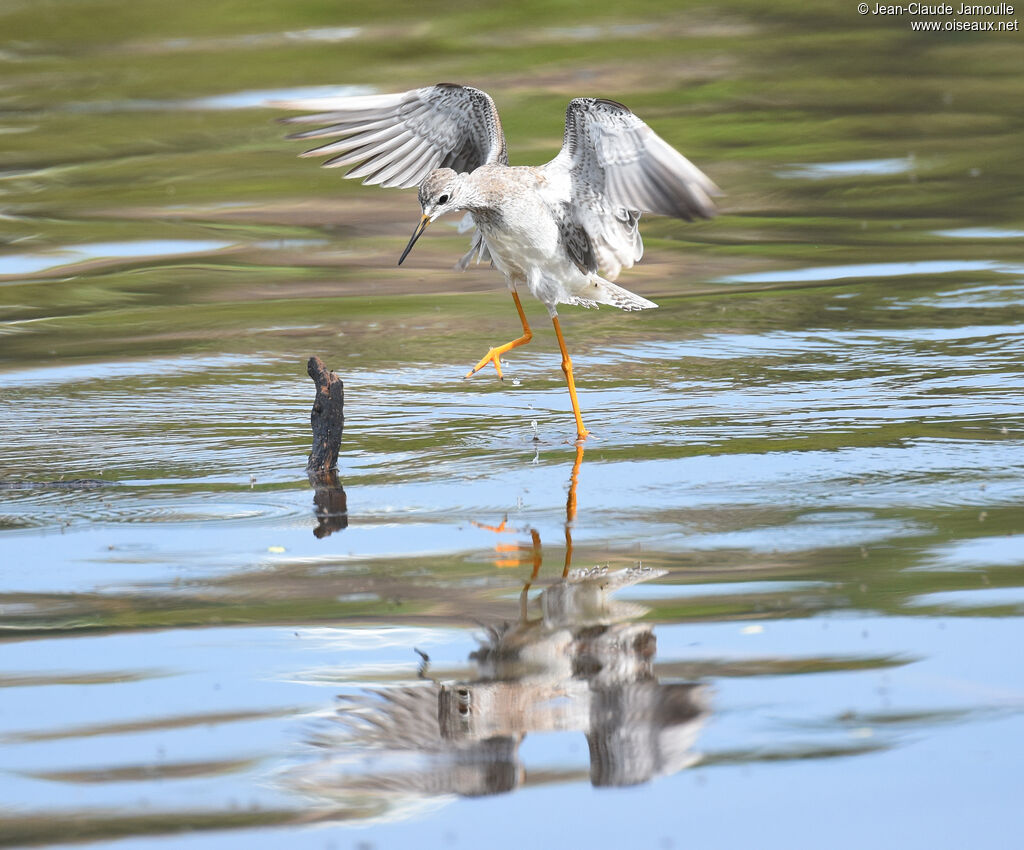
[438,194,450,205]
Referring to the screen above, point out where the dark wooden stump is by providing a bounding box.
[306,356,347,538]
[307,356,345,475]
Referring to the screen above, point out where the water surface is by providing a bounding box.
[2,1,1023,848]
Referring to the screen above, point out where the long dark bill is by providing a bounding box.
[398,215,431,266]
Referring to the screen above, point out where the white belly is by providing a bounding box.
[474,211,584,311]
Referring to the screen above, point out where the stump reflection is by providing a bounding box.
[309,470,348,539]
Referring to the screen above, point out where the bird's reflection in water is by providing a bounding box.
[291,446,708,806]
[443,562,709,791]
[309,470,348,539]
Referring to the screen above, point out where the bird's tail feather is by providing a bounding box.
[567,276,657,311]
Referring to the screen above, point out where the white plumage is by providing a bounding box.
[277,84,719,440]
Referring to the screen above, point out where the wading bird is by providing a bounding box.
[278,84,718,441]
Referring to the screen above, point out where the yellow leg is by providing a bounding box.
[465,290,533,380]
[552,315,590,442]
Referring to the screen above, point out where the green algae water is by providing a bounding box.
[1,1,1023,847]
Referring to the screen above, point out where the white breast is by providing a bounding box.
[467,167,588,310]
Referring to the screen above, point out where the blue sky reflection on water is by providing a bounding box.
[8,616,1022,849]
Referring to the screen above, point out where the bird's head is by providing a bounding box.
[399,168,462,265]
[418,168,462,220]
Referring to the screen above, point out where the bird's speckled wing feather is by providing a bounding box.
[544,97,719,280]
[276,84,508,189]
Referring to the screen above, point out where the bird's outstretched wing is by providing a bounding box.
[543,97,719,280]
[276,84,508,189]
